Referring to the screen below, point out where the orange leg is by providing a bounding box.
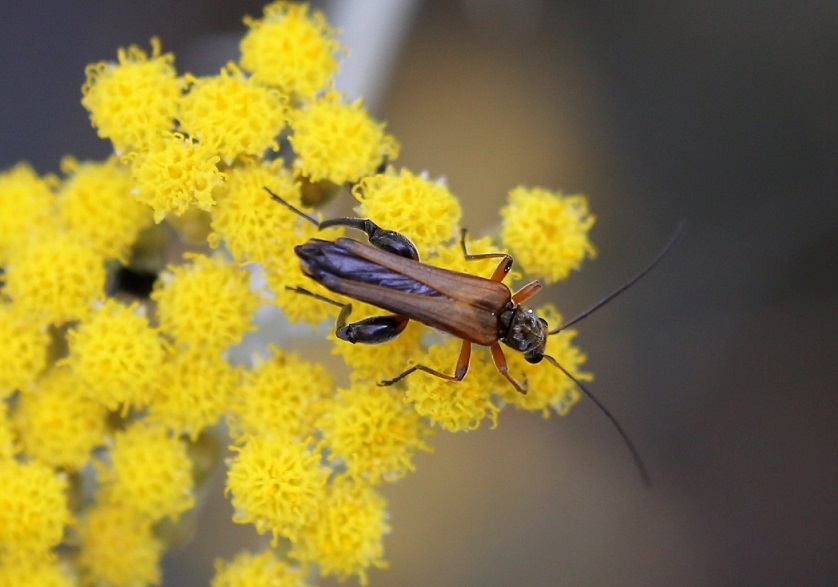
[490,343,528,394]
[511,280,543,304]
[379,340,472,387]
[459,228,513,282]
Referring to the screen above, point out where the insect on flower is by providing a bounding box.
[266,187,682,486]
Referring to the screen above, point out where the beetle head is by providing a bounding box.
[500,307,548,363]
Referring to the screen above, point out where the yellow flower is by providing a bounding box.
[352,168,461,258]
[127,132,226,223]
[288,92,399,184]
[0,459,69,556]
[0,163,57,265]
[404,339,500,432]
[0,303,50,398]
[180,63,287,163]
[0,552,76,587]
[14,367,108,470]
[240,1,342,101]
[319,384,433,485]
[228,346,333,443]
[81,37,179,153]
[226,436,328,545]
[500,187,596,283]
[290,476,389,586]
[149,346,239,439]
[212,549,312,587]
[77,502,163,587]
[208,159,305,264]
[96,421,195,522]
[4,231,106,325]
[64,299,165,412]
[58,155,151,261]
[493,306,587,416]
[152,254,261,351]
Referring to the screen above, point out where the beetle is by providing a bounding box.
[266,187,681,486]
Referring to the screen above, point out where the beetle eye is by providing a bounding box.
[525,351,543,364]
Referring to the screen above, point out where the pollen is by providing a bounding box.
[152,254,261,352]
[212,549,313,587]
[288,92,399,185]
[319,384,433,485]
[209,159,306,264]
[148,346,240,439]
[128,132,226,223]
[77,502,163,587]
[404,339,500,432]
[13,367,108,470]
[240,1,342,101]
[226,435,328,545]
[81,37,179,153]
[228,346,333,443]
[0,402,15,460]
[96,421,195,522]
[180,63,287,163]
[290,476,389,586]
[0,302,50,398]
[64,299,165,412]
[0,459,69,556]
[0,163,56,265]
[57,155,151,261]
[3,231,106,325]
[352,168,461,258]
[500,186,596,283]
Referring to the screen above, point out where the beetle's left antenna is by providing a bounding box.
[543,354,652,487]
[549,224,684,335]
[264,187,320,227]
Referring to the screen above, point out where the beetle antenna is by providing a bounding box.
[264,187,320,227]
[542,354,651,487]
[549,224,683,335]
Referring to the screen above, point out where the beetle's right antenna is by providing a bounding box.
[265,187,320,227]
[549,224,684,335]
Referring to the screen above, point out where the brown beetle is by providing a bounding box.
[267,187,681,486]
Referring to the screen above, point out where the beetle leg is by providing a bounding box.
[320,217,419,260]
[286,286,409,344]
[459,228,513,282]
[379,340,472,387]
[511,280,543,304]
[490,343,528,394]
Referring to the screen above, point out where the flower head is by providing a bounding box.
[319,384,433,484]
[3,231,106,325]
[0,163,56,265]
[64,299,165,412]
[57,155,151,261]
[0,459,69,556]
[0,553,76,587]
[77,502,163,587]
[288,92,399,184]
[81,37,179,153]
[500,187,596,283]
[240,1,342,101]
[0,303,50,398]
[352,168,461,258]
[212,549,312,587]
[180,63,287,163]
[290,477,389,586]
[226,436,328,545]
[228,346,333,443]
[127,132,226,223]
[152,253,261,351]
[14,367,108,470]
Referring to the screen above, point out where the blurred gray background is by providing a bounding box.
[2,1,836,585]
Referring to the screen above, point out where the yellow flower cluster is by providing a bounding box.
[0,2,598,585]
